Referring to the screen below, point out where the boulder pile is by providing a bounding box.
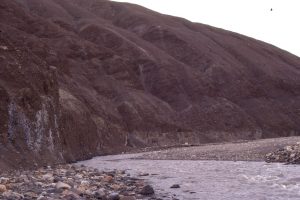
[0,164,159,200]
[265,143,300,164]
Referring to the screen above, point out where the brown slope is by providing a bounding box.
[0,0,299,168]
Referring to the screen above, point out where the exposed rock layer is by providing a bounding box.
[0,0,300,169]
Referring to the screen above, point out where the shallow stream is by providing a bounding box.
[79,153,300,200]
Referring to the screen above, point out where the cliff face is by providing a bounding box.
[0,22,61,168]
[0,0,300,169]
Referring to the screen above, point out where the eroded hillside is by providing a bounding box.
[0,0,300,169]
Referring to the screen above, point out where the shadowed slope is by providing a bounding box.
[0,0,299,168]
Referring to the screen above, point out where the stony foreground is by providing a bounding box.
[1,137,300,200]
[0,164,159,200]
[265,143,300,164]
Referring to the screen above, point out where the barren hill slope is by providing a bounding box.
[0,0,300,168]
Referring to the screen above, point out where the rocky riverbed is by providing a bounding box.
[80,152,300,200]
[136,136,300,161]
[0,164,161,200]
[1,137,300,200]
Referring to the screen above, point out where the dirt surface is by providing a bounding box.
[0,0,300,169]
[137,136,300,161]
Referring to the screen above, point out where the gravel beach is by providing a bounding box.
[137,136,300,161]
[0,164,160,200]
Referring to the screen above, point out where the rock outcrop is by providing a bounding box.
[0,0,300,169]
[265,143,300,164]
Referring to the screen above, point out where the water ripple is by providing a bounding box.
[79,154,300,200]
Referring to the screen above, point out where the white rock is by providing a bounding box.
[290,153,296,158]
[42,174,53,181]
[285,146,293,151]
[55,181,71,190]
[0,177,9,184]
[37,196,46,200]
[35,182,45,187]
[0,46,8,50]
[80,180,89,186]
[75,174,83,179]
[266,153,272,157]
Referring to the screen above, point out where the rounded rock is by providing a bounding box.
[139,185,154,196]
[108,192,120,200]
[55,181,71,190]
[93,189,106,199]
[0,184,7,193]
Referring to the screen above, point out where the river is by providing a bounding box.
[79,153,300,200]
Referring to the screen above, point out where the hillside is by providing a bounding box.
[0,0,300,169]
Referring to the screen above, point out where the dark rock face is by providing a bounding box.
[0,0,300,168]
[0,23,62,168]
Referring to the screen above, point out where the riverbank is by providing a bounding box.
[1,136,300,199]
[136,136,300,161]
[79,141,300,200]
[0,164,160,200]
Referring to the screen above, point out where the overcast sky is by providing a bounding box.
[114,0,300,57]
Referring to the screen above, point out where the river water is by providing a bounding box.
[79,153,300,200]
